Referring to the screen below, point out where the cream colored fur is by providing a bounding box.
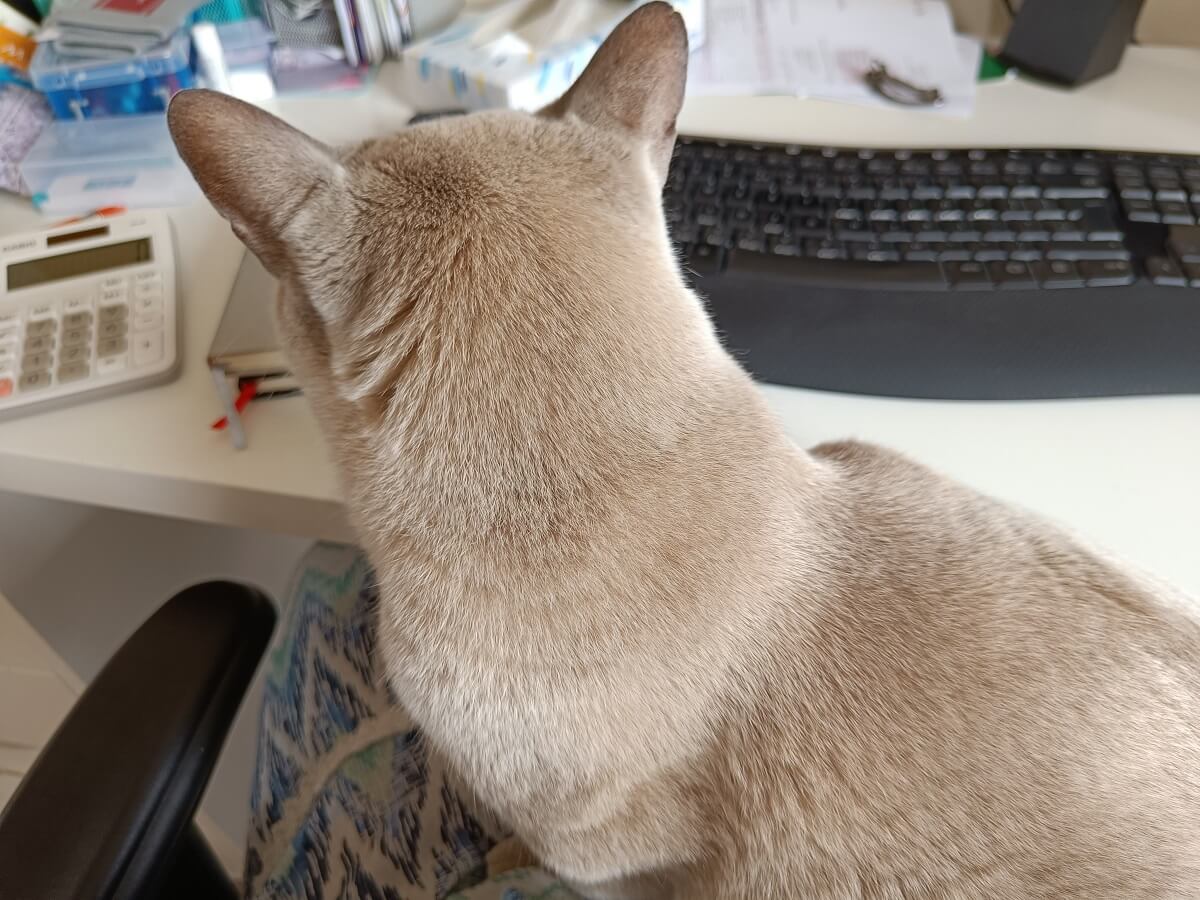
[168,6,1200,896]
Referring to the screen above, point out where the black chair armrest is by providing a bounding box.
[0,581,275,900]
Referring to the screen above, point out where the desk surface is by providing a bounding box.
[1,46,1199,595]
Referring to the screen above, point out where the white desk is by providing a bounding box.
[1,46,1199,595]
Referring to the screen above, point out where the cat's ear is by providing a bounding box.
[542,1,688,181]
[168,89,345,276]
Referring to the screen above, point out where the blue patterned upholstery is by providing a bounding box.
[244,542,577,900]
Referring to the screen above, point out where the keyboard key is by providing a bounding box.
[22,335,53,354]
[988,260,1038,289]
[865,249,901,262]
[1042,180,1109,200]
[57,362,90,383]
[1046,242,1131,261]
[937,248,973,262]
[18,371,51,392]
[1167,224,1200,262]
[1031,259,1085,288]
[62,327,90,348]
[1078,259,1136,286]
[98,337,128,358]
[62,312,93,330]
[1159,201,1195,225]
[944,261,993,289]
[97,354,127,376]
[100,305,128,326]
[982,227,1018,242]
[1032,207,1070,222]
[58,345,89,366]
[21,352,51,371]
[133,331,164,367]
[1123,198,1160,222]
[904,249,939,262]
[0,377,11,399]
[1146,256,1188,287]
[29,318,58,337]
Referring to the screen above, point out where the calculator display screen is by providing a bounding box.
[7,239,153,291]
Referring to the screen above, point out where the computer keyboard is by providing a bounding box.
[666,137,1200,399]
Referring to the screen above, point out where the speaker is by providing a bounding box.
[1001,0,1146,86]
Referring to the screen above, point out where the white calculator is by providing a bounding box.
[0,211,180,421]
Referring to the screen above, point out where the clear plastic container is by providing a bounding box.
[29,31,196,120]
[18,114,198,214]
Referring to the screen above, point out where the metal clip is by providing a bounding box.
[864,62,944,108]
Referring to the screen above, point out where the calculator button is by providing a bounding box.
[62,327,91,348]
[98,337,127,357]
[57,362,90,383]
[26,319,56,338]
[98,321,126,341]
[99,287,128,306]
[63,294,94,314]
[63,311,93,330]
[132,331,163,367]
[99,304,128,323]
[133,313,163,332]
[59,345,89,366]
[28,301,58,320]
[22,352,52,371]
[18,371,51,392]
[133,295,163,315]
[23,335,54,354]
[97,354,127,376]
[0,377,11,398]
[0,345,15,362]
[133,281,162,299]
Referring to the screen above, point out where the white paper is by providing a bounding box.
[688,0,981,118]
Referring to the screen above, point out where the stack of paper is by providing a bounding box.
[688,0,981,118]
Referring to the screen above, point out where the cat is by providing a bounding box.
[168,4,1200,897]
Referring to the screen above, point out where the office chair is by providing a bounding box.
[0,581,275,900]
[0,543,534,900]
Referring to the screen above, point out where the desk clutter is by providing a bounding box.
[0,0,709,214]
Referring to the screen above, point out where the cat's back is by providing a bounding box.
[698,438,1200,898]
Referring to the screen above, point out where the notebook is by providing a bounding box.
[208,249,292,387]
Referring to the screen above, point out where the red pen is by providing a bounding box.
[212,379,259,430]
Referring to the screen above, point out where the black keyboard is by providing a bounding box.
[666,137,1200,399]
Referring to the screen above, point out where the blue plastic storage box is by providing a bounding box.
[29,30,196,120]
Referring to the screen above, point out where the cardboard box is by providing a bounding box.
[1136,0,1200,48]
[401,0,706,112]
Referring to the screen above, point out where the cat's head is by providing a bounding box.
[168,3,700,439]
